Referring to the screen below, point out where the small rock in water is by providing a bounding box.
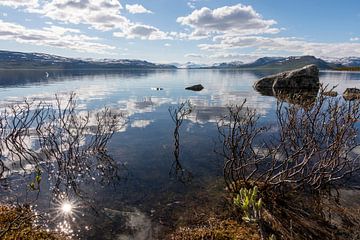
[185,84,204,91]
[151,87,163,91]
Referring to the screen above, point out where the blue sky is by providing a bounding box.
[0,0,360,63]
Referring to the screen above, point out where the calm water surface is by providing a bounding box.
[0,69,359,239]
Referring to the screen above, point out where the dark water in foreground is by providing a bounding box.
[0,69,359,239]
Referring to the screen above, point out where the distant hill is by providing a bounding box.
[172,62,211,69]
[0,50,176,70]
[212,61,244,68]
[210,56,344,71]
[240,57,286,68]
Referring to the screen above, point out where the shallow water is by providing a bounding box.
[0,69,359,239]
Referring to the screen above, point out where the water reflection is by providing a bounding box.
[0,69,176,88]
[255,87,319,107]
[168,101,193,184]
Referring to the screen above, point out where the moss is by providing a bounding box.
[0,204,67,240]
[169,217,260,240]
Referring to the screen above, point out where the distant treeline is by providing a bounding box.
[335,66,360,71]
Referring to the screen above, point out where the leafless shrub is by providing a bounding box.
[168,100,193,183]
[216,99,268,191]
[0,93,126,198]
[218,87,360,192]
[1,100,49,175]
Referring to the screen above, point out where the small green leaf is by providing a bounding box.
[36,175,41,183]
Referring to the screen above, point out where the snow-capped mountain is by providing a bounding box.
[212,61,244,68]
[173,62,211,69]
[328,57,360,67]
[0,50,176,69]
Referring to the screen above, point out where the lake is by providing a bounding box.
[0,69,359,239]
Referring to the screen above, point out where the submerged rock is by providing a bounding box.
[254,64,319,91]
[323,91,338,97]
[102,207,157,240]
[343,88,360,101]
[273,88,319,107]
[185,84,204,91]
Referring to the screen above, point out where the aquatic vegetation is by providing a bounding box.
[0,93,127,198]
[0,204,67,240]
[217,87,360,192]
[170,217,260,240]
[217,87,360,239]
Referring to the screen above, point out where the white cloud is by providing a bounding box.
[187,2,196,9]
[185,53,203,58]
[199,35,360,58]
[177,4,279,38]
[0,0,39,8]
[28,0,129,31]
[164,43,171,47]
[0,19,115,54]
[209,53,263,62]
[1,0,171,41]
[350,37,359,41]
[125,4,152,14]
[114,24,171,40]
[178,4,360,59]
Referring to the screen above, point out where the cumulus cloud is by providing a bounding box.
[113,24,171,40]
[177,4,279,38]
[0,19,115,53]
[1,0,171,40]
[199,35,360,58]
[0,0,39,8]
[27,0,129,31]
[125,4,152,14]
[350,37,359,41]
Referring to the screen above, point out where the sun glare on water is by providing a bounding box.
[61,202,73,214]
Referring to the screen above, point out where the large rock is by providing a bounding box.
[254,64,320,90]
[343,88,360,101]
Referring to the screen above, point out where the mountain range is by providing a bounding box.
[0,50,176,70]
[0,50,360,71]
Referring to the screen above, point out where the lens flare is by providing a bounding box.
[61,202,73,214]
[51,195,79,220]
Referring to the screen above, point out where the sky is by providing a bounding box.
[0,0,360,64]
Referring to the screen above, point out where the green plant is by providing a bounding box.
[268,234,277,240]
[233,186,262,223]
[29,167,42,191]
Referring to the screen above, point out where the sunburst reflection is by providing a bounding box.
[49,194,82,236]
